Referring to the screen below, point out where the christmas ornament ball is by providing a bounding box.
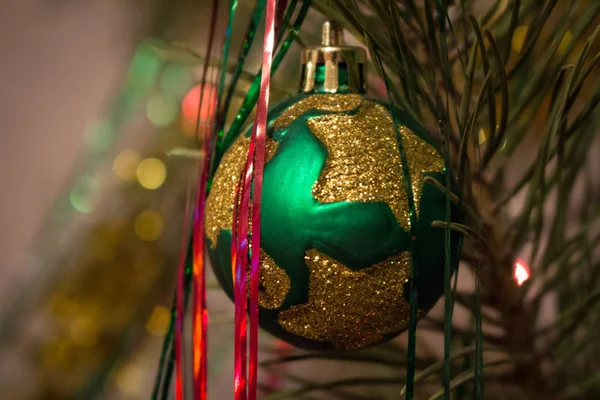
[205,23,461,351]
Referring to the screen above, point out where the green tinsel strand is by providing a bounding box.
[150,297,175,400]
[152,2,311,397]
[214,0,299,152]
[151,245,194,400]
[215,0,266,145]
[216,0,310,163]
[216,0,239,122]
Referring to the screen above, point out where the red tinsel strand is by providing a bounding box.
[174,182,194,400]
[192,131,210,400]
[248,1,276,399]
[191,1,220,399]
[234,2,277,398]
[234,156,253,400]
[201,47,223,400]
[230,174,242,398]
[231,178,241,287]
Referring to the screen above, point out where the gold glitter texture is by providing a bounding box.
[400,126,445,217]
[207,94,444,346]
[309,101,444,231]
[205,136,249,248]
[272,94,363,130]
[205,135,289,308]
[309,102,409,228]
[205,136,277,247]
[278,250,411,350]
[258,250,291,309]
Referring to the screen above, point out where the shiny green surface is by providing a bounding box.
[207,93,461,349]
[215,1,311,165]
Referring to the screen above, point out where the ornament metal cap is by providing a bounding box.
[300,21,366,94]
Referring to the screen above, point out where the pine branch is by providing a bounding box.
[156,0,600,397]
[295,0,600,398]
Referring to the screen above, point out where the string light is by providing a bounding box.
[160,63,193,98]
[181,84,217,134]
[127,44,162,90]
[134,210,164,241]
[145,305,170,335]
[116,363,144,396]
[146,93,178,127]
[514,259,530,286]
[113,150,141,182]
[136,158,166,190]
[70,176,97,213]
[83,119,114,152]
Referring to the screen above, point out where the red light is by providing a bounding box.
[181,84,217,134]
[514,259,530,286]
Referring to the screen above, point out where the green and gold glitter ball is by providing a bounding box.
[205,22,461,350]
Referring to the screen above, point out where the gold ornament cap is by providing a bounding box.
[299,21,366,94]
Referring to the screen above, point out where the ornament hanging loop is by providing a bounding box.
[321,21,344,46]
[300,21,366,94]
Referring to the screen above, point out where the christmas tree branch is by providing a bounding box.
[155,1,600,397]
[299,0,600,398]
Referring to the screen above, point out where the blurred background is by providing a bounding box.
[0,1,341,398]
[0,0,598,399]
